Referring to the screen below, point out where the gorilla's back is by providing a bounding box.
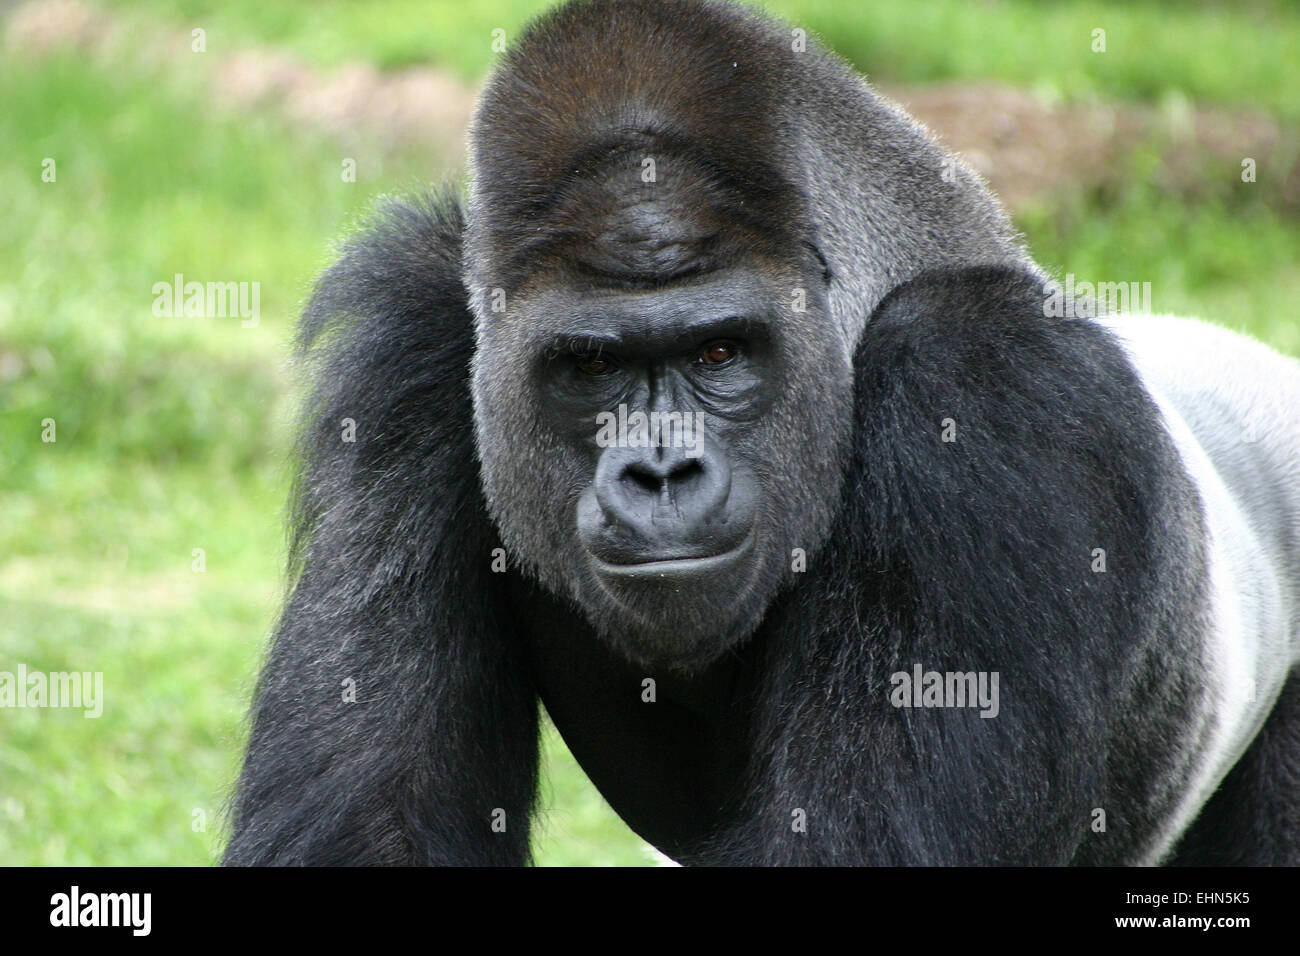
[1098,313,1300,845]
[1100,313,1300,627]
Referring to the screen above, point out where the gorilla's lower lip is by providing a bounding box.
[590,530,755,580]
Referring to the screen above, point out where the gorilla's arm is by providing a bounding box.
[693,266,1209,865]
[224,192,538,865]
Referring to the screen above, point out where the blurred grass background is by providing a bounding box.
[1,0,1296,866]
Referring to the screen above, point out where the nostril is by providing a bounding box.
[619,455,707,501]
[623,464,663,496]
[666,458,703,484]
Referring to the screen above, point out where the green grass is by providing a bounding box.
[783,0,1300,122]
[2,0,1297,865]
[100,0,1300,120]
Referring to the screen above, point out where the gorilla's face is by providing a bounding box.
[547,271,778,651]
[470,177,853,670]
[473,257,852,672]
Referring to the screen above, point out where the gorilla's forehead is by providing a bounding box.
[503,267,792,351]
[571,200,721,282]
[525,153,797,287]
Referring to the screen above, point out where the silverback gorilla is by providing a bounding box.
[225,0,1300,865]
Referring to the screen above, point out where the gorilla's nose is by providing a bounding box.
[619,453,706,501]
[600,442,729,527]
[586,441,742,562]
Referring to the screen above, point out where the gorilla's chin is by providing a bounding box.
[580,531,772,673]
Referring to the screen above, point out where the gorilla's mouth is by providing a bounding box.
[589,528,756,581]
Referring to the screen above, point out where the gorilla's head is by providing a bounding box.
[468,137,851,671]
[461,0,952,670]
[464,0,865,667]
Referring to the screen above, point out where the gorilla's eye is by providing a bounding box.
[576,354,615,376]
[699,341,738,366]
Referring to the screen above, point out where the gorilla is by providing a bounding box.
[225,0,1300,865]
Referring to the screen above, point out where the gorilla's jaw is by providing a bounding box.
[573,525,779,674]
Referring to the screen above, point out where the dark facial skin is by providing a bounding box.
[537,275,776,618]
[470,253,851,673]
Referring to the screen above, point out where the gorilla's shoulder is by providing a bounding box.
[867,263,1049,337]
[859,263,1129,392]
[287,189,479,566]
[849,263,1177,523]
